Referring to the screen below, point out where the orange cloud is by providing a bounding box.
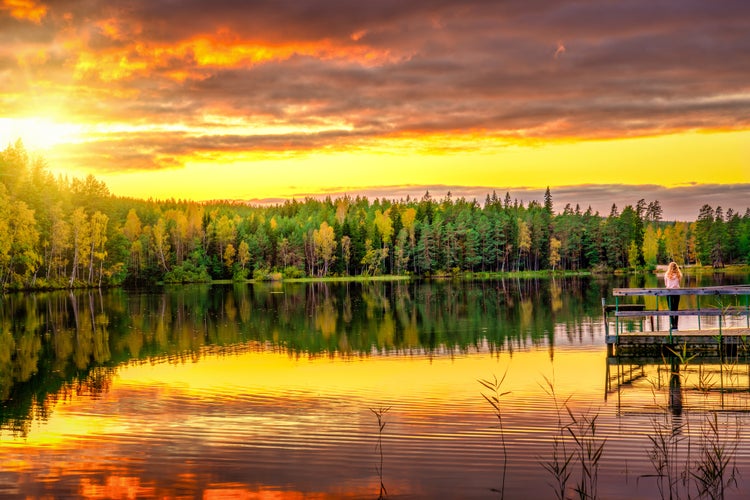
[69,34,397,83]
[1,0,46,23]
[2,0,750,197]
[554,41,566,59]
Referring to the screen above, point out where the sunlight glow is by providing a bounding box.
[0,118,83,150]
[0,347,603,449]
[113,348,602,405]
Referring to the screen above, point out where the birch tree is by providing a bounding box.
[88,211,108,286]
[69,207,89,286]
[313,221,336,276]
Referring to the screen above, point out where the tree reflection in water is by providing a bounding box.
[1,275,749,499]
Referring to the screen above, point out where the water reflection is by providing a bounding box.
[2,274,750,499]
[606,354,750,414]
[1,277,611,434]
[605,351,750,499]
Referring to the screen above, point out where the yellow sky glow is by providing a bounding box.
[44,129,747,202]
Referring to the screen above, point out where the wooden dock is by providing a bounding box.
[604,285,750,355]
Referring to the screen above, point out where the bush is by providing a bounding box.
[252,268,271,281]
[105,262,128,286]
[253,267,284,281]
[163,262,211,283]
[591,263,612,274]
[232,268,249,282]
[282,266,305,279]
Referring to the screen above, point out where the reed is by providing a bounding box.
[643,350,743,500]
[478,371,511,497]
[690,413,739,499]
[666,343,698,370]
[539,374,574,500]
[482,354,742,500]
[643,411,687,499]
[640,351,685,499]
[696,364,717,396]
[539,373,607,500]
[369,406,391,499]
[566,408,606,500]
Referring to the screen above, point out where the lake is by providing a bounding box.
[2,273,750,499]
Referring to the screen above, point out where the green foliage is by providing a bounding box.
[163,262,211,283]
[252,267,282,281]
[1,143,749,289]
[282,266,305,279]
[232,267,250,282]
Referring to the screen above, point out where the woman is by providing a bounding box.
[664,261,682,331]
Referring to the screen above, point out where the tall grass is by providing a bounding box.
[539,374,574,500]
[566,408,606,499]
[644,407,688,498]
[642,350,743,500]
[480,356,744,500]
[369,406,391,499]
[479,371,511,497]
[539,372,607,500]
[691,413,739,499]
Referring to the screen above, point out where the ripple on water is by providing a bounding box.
[4,342,750,499]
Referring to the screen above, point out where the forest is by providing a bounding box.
[1,141,749,289]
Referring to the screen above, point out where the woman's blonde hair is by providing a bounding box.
[666,261,682,280]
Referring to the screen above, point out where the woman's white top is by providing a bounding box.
[664,275,680,289]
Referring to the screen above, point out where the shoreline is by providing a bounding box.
[5,264,748,292]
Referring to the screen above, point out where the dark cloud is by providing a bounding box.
[1,0,749,171]
[51,128,374,171]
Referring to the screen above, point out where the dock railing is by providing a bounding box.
[604,285,750,347]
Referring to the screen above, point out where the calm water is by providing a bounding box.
[2,274,750,499]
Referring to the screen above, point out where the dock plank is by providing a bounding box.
[614,308,750,318]
[613,285,750,297]
[606,328,750,346]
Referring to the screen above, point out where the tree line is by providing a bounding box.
[1,141,748,289]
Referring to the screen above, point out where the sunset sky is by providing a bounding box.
[1,0,748,219]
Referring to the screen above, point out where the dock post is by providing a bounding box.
[655,297,660,332]
[615,296,619,340]
[601,298,609,337]
[697,295,702,330]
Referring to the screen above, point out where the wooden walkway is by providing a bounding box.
[604,285,750,355]
[609,328,750,346]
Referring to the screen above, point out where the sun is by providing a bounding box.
[0,117,82,151]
